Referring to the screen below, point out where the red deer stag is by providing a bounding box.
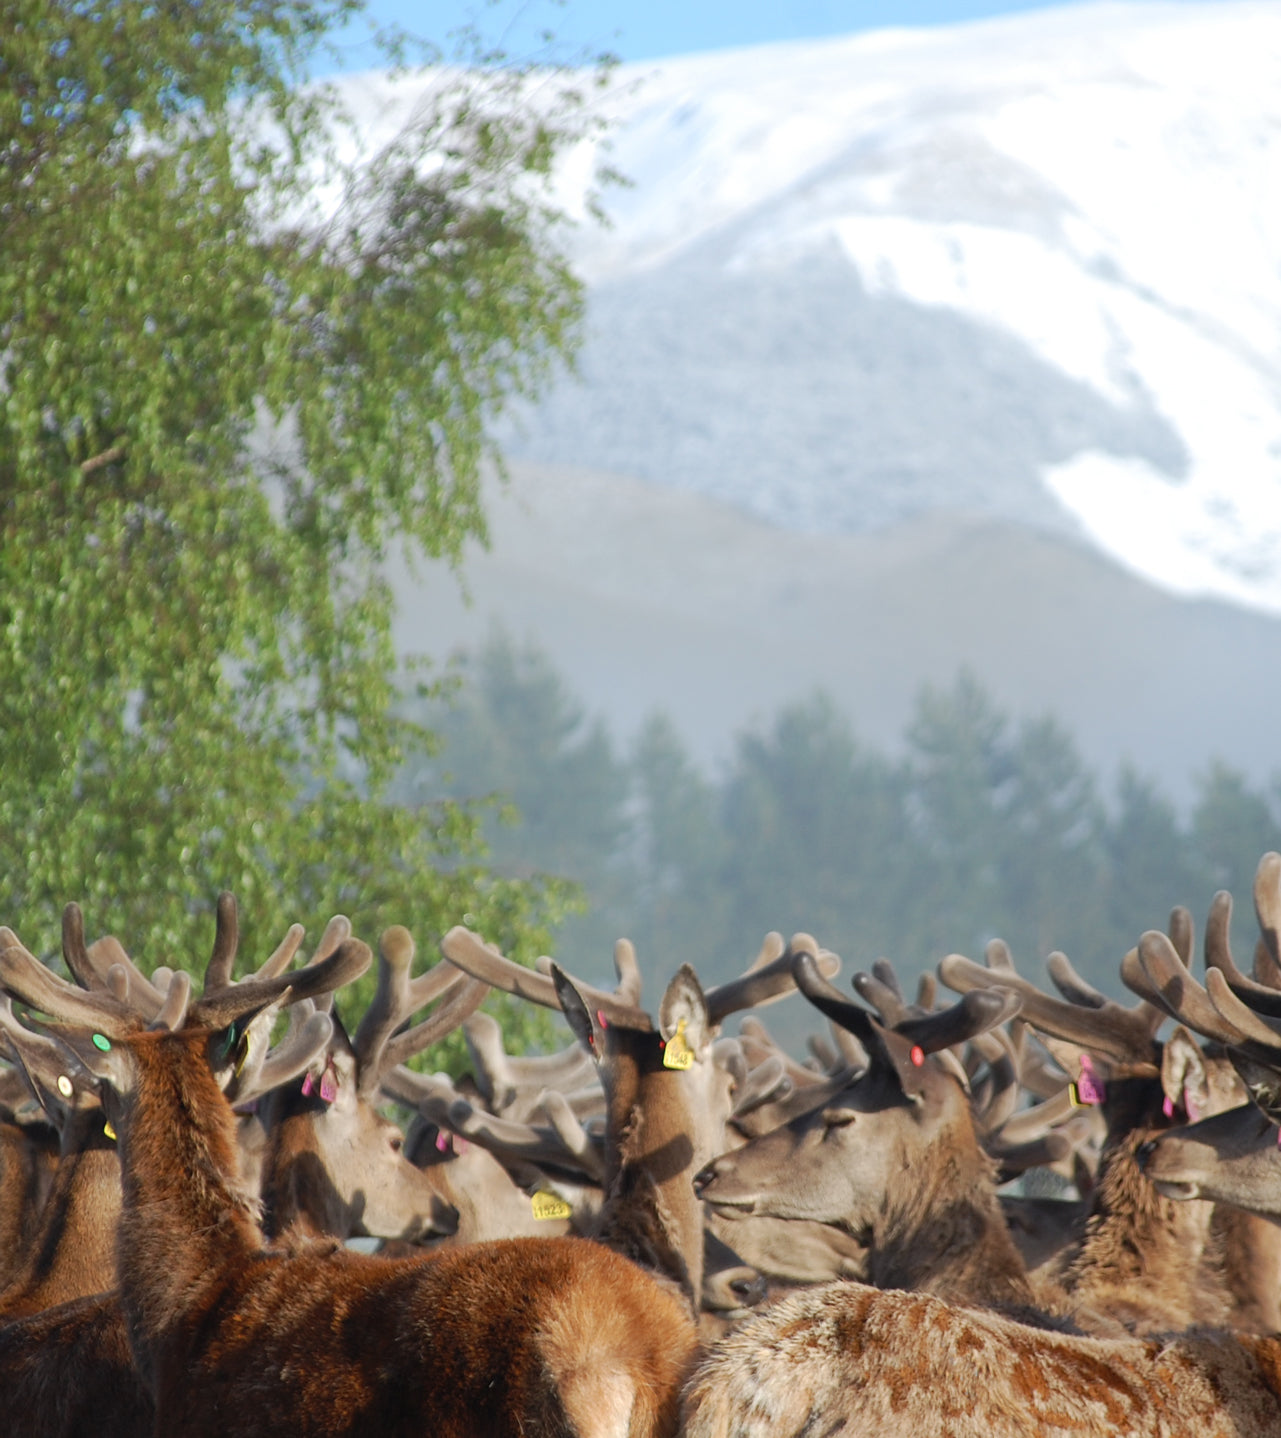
[7,924,697,1438]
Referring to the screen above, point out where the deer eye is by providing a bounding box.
[821,1107,858,1132]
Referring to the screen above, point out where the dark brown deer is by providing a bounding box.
[10,927,697,1438]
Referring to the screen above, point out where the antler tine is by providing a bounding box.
[749,932,786,972]
[1167,905,1195,967]
[737,1016,834,1088]
[57,905,168,1018]
[966,1027,1020,1134]
[704,933,841,1026]
[441,928,651,1030]
[254,924,306,982]
[202,892,239,995]
[895,987,1022,1055]
[916,972,937,1011]
[1133,930,1250,1050]
[807,1033,840,1072]
[1203,967,1281,1054]
[940,946,1155,1066]
[1254,852,1281,970]
[464,1011,516,1112]
[298,915,352,1015]
[871,958,904,1002]
[189,938,372,1029]
[852,969,910,1028]
[612,939,642,1006]
[352,925,417,1084]
[1204,889,1281,1017]
[242,1009,334,1100]
[540,1089,607,1182]
[150,970,192,1032]
[1048,950,1164,1039]
[0,928,137,1036]
[379,975,490,1077]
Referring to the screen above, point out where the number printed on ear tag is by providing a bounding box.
[662,1018,694,1070]
[531,1190,573,1221]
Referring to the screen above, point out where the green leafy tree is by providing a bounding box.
[0,2,608,1009]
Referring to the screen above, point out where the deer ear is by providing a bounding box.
[873,1020,930,1102]
[659,965,711,1060]
[550,964,605,1060]
[1161,1026,1210,1121]
[1230,1052,1281,1125]
[47,1026,134,1098]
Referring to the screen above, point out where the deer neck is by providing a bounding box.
[258,1096,350,1241]
[872,1119,1034,1308]
[1065,1127,1218,1326]
[590,1043,705,1316]
[112,1031,263,1376]
[0,1110,121,1316]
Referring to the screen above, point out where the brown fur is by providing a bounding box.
[0,1112,121,1317]
[111,1027,699,1437]
[0,1118,58,1287]
[682,1282,1281,1438]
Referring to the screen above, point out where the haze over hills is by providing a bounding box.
[349,2,1281,792]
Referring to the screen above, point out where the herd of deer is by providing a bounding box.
[6,858,1281,1435]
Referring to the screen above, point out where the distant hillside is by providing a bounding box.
[393,461,1281,800]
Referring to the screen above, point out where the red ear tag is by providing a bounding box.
[909,1045,925,1068]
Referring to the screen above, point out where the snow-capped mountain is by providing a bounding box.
[335,3,1281,617]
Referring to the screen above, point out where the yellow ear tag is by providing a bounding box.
[531,1190,573,1221]
[662,1018,695,1071]
[103,1120,117,1142]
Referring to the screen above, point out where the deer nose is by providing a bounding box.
[733,1271,768,1307]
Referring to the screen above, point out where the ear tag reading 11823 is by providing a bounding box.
[531,1190,573,1221]
[662,1018,694,1071]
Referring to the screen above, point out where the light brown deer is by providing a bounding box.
[439,926,842,1318]
[694,950,1037,1312]
[10,925,698,1438]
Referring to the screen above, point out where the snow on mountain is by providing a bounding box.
[337,2,1281,617]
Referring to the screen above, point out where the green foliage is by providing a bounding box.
[0,1,609,1043]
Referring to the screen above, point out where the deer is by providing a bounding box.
[3,920,699,1438]
[940,918,1251,1336]
[254,922,486,1246]
[0,899,362,1438]
[693,949,1044,1314]
[435,925,835,1322]
[680,948,1281,1437]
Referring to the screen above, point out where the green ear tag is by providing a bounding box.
[92,1034,112,1052]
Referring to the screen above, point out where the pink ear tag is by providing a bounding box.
[1076,1055,1106,1106]
[1162,1096,1175,1119]
[435,1130,451,1153]
[909,1045,925,1068]
[319,1061,338,1104]
[596,1010,608,1029]
[301,1073,315,1097]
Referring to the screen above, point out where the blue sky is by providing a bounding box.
[319,0,1222,71]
